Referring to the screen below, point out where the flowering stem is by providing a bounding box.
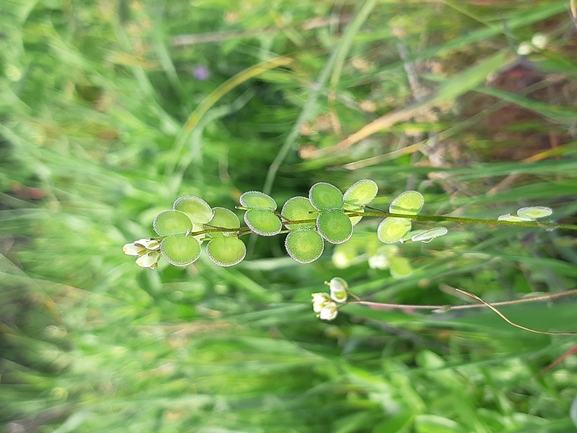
[362,206,577,230]
[168,205,577,240]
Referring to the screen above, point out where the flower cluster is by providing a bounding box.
[123,238,161,269]
[312,277,349,321]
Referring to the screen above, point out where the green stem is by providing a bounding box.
[164,206,577,240]
[362,207,577,230]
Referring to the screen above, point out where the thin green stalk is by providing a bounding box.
[362,207,577,231]
[185,207,577,238]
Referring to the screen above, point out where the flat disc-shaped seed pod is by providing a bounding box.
[377,217,412,243]
[240,191,277,210]
[317,211,353,244]
[285,230,324,264]
[281,196,316,231]
[389,256,412,278]
[517,206,552,220]
[309,182,344,211]
[208,207,240,238]
[244,209,282,236]
[497,214,531,222]
[160,236,201,266]
[206,237,246,267]
[173,196,213,224]
[153,210,193,236]
[411,227,448,243]
[343,179,378,208]
[390,190,424,215]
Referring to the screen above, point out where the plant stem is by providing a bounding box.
[352,288,577,312]
[351,288,577,336]
[185,207,577,238]
[361,207,577,230]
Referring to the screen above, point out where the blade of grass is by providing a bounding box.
[306,50,513,158]
[262,0,377,194]
[167,55,293,178]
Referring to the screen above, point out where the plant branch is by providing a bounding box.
[362,206,577,231]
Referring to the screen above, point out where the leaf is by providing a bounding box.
[571,394,577,429]
[160,236,201,266]
[285,230,324,263]
[309,182,344,211]
[415,414,467,433]
[377,217,412,243]
[390,190,424,215]
[434,51,510,102]
[153,210,193,236]
[317,211,353,244]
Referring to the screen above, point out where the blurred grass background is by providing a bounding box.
[2,0,577,432]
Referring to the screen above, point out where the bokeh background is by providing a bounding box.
[2,1,577,432]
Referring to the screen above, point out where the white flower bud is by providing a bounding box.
[329,277,348,303]
[318,302,338,321]
[517,42,533,56]
[123,242,146,256]
[312,292,331,313]
[531,33,548,50]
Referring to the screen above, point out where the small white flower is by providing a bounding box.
[312,292,331,313]
[318,302,338,321]
[329,277,348,303]
[531,33,548,50]
[517,41,533,56]
[123,242,146,256]
[124,238,162,268]
[136,251,161,269]
[368,254,389,269]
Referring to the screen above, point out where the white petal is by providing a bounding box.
[136,251,160,269]
[312,293,330,313]
[312,293,330,304]
[319,302,338,321]
[329,277,348,292]
[123,243,145,256]
[135,238,161,250]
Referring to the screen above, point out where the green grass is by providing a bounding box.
[2,0,577,432]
